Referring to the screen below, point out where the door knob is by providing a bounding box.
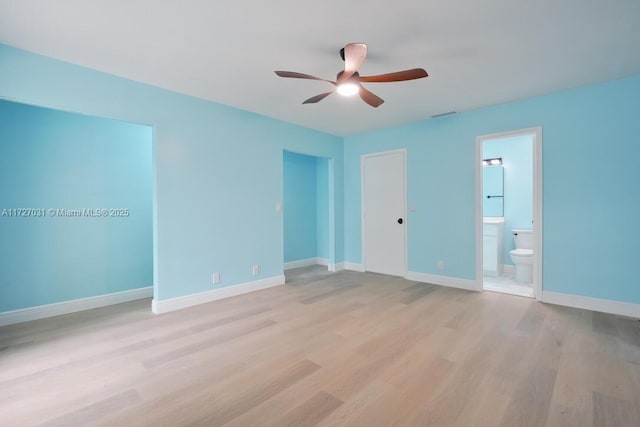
[397,218,403,224]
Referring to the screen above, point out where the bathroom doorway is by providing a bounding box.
[476,127,542,299]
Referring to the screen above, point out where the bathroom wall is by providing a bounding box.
[0,99,153,312]
[483,134,533,265]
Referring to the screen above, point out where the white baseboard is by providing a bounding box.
[288,260,360,273]
[542,291,640,319]
[152,275,285,314]
[284,258,317,270]
[406,271,480,292]
[0,286,153,327]
[503,264,515,274]
[284,257,330,270]
[330,262,343,272]
[343,262,365,272]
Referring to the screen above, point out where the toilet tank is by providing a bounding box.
[512,229,534,249]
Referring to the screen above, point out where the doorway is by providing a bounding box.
[0,98,154,321]
[282,151,331,271]
[361,149,407,277]
[476,127,542,299]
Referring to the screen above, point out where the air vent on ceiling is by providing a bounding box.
[431,111,457,118]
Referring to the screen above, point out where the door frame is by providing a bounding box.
[361,148,408,277]
[475,127,543,299]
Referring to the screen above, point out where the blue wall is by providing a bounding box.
[484,134,533,265]
[0,44,344,304]
[2,44,640,308]
[344,74,640,304]
[283,151,317,262]
[0,100,152,311]
[316,157,330,260]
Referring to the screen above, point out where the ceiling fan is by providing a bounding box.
[274,43,428,108]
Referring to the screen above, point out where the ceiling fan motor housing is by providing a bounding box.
[337,71,359,81]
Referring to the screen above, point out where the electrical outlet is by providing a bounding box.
[212,272,220,284]
[437,260,445,271]
[252,265,259,276]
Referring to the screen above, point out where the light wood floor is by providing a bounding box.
[1,266,639,426]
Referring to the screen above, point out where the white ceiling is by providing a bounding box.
[1,0,639,136]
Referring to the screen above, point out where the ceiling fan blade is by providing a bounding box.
[303,91,334,104]
[358,85,384,108]
[359,68,429,83]
[275,71,336,85]
[341,43,367,82]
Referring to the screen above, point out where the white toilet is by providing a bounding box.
[510,229,534,283]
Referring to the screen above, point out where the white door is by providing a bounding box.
[362,150,406,276]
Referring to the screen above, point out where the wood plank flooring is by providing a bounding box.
[1,266,639,426]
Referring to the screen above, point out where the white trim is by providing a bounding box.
[476,127,543,298]
[533,127,543,300]
[503,264,515,275]
[284,260,359,273]
[344,262,365,272]
[284,258,316,270]
[542,291,640,319]
[152,275,285,314]
[333,262,365,272]
[284,258,330,271]
[0,286,153,327]
[361,149,408,277]
[406,271,478,292]
[316,257,329,266]
[475,138,484,293]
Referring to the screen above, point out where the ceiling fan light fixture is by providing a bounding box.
[336,82,359,97]
[274,42,428,107]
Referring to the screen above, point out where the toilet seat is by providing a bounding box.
[510,248,533,256]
